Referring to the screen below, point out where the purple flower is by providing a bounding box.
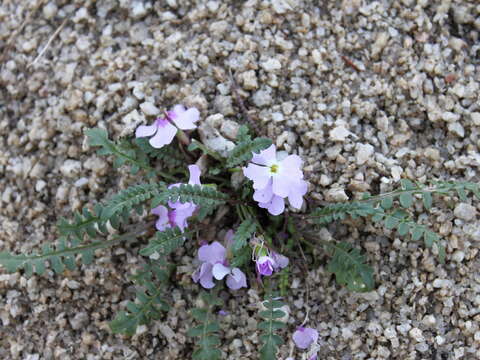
[243,145,308,215]
[135,104,200,149]
[256,256,275,276]
[271,251,289,271]
[151,165,201,232]
[192,241,247,290]
[292,327,318,349]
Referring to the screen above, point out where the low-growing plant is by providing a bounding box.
[1,103,478,359]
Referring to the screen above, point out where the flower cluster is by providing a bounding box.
[192,231,247,290]
[136,104,200,149]
[243,145,308,215]
[255,249,289,277]
[152,164,201,232]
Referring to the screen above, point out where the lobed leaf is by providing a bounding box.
[226,137,272,168]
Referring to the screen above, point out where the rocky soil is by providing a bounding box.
[1,0,480,359]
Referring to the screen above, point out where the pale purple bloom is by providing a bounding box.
[292,327,319,349]
[271,251,289,271]
[218,310,229,316]
[256,256,275,276]
[151,165,201,232]
[308,355,318,360]
[135,104,200,149]
[192,241,247,290]
[243,145,308,215]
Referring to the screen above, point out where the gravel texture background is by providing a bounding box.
[1,0,480,359]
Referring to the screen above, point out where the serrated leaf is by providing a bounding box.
[155,184,229,208]
[140,227,188,257]
[226,137,272,168]
[325,242,374,292]
[232,219,256,251]
[399,193,413,208]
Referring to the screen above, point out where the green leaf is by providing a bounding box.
[437,244,446,264]
[101,183,166,221]
[397,222,410,236]
[232,219,256,251]
[411,226,424,241]
[155,184,229,209]
[325,242,374,292]
[226,137,272,168]
[399,193,413,208]
[424,231,439,248]
[380,197,393,210]
[422,192,432,210]
[384,216,398,229]
[456,187,467,202]
[110,263,170,336]
[140,228,188,257]
[400,179,416,190]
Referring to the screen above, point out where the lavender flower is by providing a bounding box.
[192,241,247,290]
[292,327,318,349]
[256,256,275,276]
[135,104,200,149]
[253,242,289,277]
[151,165,201,232]
[243,144,308,215]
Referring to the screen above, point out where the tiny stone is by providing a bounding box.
[271,112,284,123]
[355,143,374,165]
[329,126,351,142]
[140,102,160,116]
[60,160,82,178]
[448,122,465,137]
[408,328,424,342]
[451,250,465,262]
[454,203,476,221]
[43,2,58,19]
[325,188,349,201]
[261,58,282,72]
[220,120,239,140]
[252,90,272,107]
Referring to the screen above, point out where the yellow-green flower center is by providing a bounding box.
[270,164,279,173]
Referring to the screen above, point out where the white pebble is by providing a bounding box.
[140,102,160,116]
[355,143,374,165]
[329,125,351,142]
[454,203,476,221]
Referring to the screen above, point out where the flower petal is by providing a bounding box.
[226,268,247,290]
[243,163,271,190]
[173,107,200,130]
[188,164,201,185]
[287,180,308,209]
[149,121,177,148]
[212,263,231,280]
[253,180,274,203]
[151,205,170,231]
[252,144,277,166]
[135,122,158,138]
[272,174,291,198]
[292,327,318,349]
[198,241,226,264]
[196,263,216,289]
[259,195,285,216]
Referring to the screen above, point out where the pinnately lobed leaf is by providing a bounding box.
[226,137,272,168]
[232,218,256,251]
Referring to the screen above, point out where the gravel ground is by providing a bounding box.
[1,0,480,359]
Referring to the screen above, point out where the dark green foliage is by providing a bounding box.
[258,293,286,360]
[140,227,190,257]
[309,202,376,225]
[325,242,374,292]
[58,204,107,241]
[136,138,187,168]
[110,262,170,336]
[187,291,223,360]
[226,127,272,168]
[86,128,152,175]
[101,183,166,221]
[152,184,229,209]
[232,218,256,251]
[0,236,120,276]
